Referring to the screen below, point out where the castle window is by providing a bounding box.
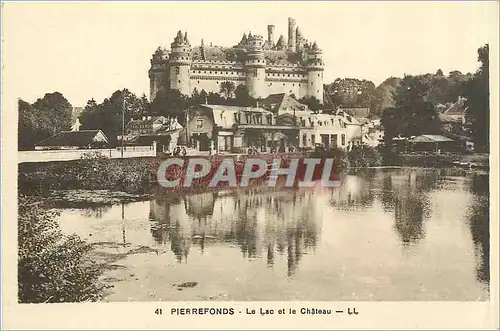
[311,82,313,85]
[317,90,319,93]
[303,134,307,146]
[175,66,180,74]
[198,80,200,83]
[283,83,285,86]
[341,134,346,146]
[288,74,290,77]
[253,69,258,77]
[210,71,212,74]
[292,84,295,86]
[178,80,181,83]
[299,84,301,87]
[255,114,262,125]
[318,73,320,77]
[196,119,203,129]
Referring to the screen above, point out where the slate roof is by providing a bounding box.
[260,93,309,113]
[35,130,108,147]
[339,108,370,118]
[410,135,454,143]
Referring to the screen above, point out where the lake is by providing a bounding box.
[55,167,490,301]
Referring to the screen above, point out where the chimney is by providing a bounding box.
[288,17,296,52]
[267,25,275,45]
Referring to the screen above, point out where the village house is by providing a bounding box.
[124,115,183,153]
[438,96,474,151]
[186,104,299,153]
[439,96,470,134]
[34,130,109,150]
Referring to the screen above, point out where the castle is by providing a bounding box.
[149,17,324,102]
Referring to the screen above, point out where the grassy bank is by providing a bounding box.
[19,149,488,196]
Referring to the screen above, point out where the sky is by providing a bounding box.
[2,1,497,107]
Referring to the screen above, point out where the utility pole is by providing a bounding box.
[121,92,126,158]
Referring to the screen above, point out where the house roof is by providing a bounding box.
[128,116,166,126]
[443,97,468,115]
[260,93,309,114]
[194,104,272,128]
[439,113,463,123]
[339,107,370,118]
[35,130,109,147]
[410,135,454,143]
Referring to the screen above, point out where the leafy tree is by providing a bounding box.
[32,92,73,135]
[18,195,108,303]
[464,44,489,152]
[17,92,73,150]
[79,89,150,144]
[219,81,236,99]
[381,76,440,151]
[234,85,254,106]
[298,96,322,111]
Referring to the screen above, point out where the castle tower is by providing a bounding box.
[267,25,275,47]
[149,47,168,101]
[306,41,324,101]
[169,30,192,96]
[245,34,266,99]
[287,17,297,52]
[275,34,286,51]
[296,27,305,52]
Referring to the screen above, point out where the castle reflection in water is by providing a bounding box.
[149,186,321,276]
[147,168,489,284]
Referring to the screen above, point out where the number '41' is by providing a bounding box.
[155,308,163,315]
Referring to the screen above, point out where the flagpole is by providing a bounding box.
[121,92,125,159]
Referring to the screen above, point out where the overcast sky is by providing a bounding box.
[3,1,497,107]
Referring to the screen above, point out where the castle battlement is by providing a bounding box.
[149,17,324,102]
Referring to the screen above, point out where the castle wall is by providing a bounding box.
[169,64,191,95]
[189,63,246,95]
[149,69,168,101]
[246,67,266,99]
[307,70,324,100]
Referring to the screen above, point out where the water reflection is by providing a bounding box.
[56,168,490,300]
[467,174,490,286]
[149,188,320,276]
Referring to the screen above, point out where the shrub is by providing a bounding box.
[18,195,108,303]
[347,146,383,168]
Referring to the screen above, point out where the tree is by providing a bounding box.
[79,89,152,144]
[32,92,73,135]
[219,81,236,99]
[18,196,107,303]
[392,75,441,137]
[298,96,322,112]
[464,44,489,152]
[381,76,440,151]
[234,85,253,106]
[17,92,73,150]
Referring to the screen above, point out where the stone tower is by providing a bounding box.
[245,33,266,99]
[169,30,192,96]
[267,25,275,46]
[148,47,168,101]
[287,17,296,52]
[306,41,324,101]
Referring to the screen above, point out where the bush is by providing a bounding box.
[18,195,108,303]
[347,146,383,168]
[379,146,403,166]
